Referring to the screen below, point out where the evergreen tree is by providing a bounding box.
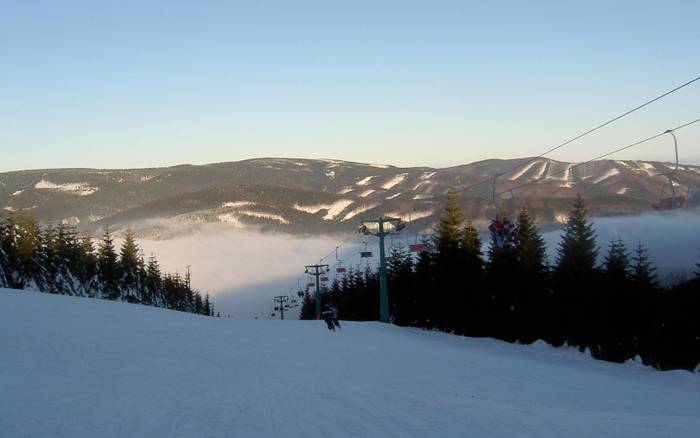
[145,254,163,306]
[631,243,658,288]
[77,232,98,296]
[54,223,82,295]
[118,228,141,303]
[42,225,61,293]
[12,212,46,290]
[436,189,464,250]
[0,215,11,288]
[554,195,599,349]
[97,226,120,299]
[460,220,484,336]
[299,291,315,320]
[387,246,414,326]
[514,208,549,344]
[484,217,519,341]
[433,190,467,331]
[598,238,634,362]
[631,243,662,367]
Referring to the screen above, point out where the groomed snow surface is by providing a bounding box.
[1,289,699,438]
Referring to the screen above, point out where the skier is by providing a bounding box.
[321,306,335,331]
[330,305,341,329]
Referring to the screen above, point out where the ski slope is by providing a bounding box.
[1,289,699,438]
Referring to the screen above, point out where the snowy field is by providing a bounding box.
[1,289,699,438]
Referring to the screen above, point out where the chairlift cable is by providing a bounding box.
[497,116,700,198]
[455,74,700,196]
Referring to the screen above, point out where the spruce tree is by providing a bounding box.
[145,254,163,306]
[554,195,599,349]
[514,208,549,344]
[12,212,45,290]
[460,220,485,336]
[631,243,661,367]
[78,232,98,296]
[598,238,634,362]
[433,190,467,331]
[118,228,141,303]
[0,215,10,288]
[97,226,120,299]
[436,189,464,250]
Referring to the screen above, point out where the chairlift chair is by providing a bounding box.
[653,129,686,211]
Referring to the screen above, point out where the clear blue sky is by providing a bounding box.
[2,0,699,171]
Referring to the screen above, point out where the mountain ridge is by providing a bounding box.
[1,157,698,237]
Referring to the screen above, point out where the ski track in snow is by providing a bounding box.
[592,168,620,184]
[1,290,699,438]
[355,176,376,186]
[380,174,407,190]
[508,160,541,181]
[293,200,354,220]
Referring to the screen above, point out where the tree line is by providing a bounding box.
[0,212,215,316]
[301,193,700,371]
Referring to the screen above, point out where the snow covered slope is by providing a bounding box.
[1,289,699,438]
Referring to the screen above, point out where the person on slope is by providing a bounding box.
[321,306,336,331]
[330,305,341,329]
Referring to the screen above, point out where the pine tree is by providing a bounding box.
[77,232,98,296]
[0,215,11,288]
[631,243,658,288]
[299,291,315,320]
[97,226,120,299]
[145,254,163,306]
[54,223,81,295]
[514,208,549,344]
[630,243,661,367]
[436,189,464,250]
[12,212,45,290]
[118,228,141,303]
[598,238,634,362]
[42,225,61,293]
[460,220,485,336]
[554,195,599,349]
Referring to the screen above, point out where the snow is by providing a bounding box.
[61,216,80,226]
[11,190,23,196]
[238,211,290,224]
[293,200,354,220]
[386,192,401,200]
[592,168,619,184]
[555,212,568,223]
[342,203,379,221]
[357,189,376,198]
[217,211,289,225]
[2,289,699,438]
[412,180,431,190]
[380,173,407,190]
[533,161,548,180]
[3,206,16,212]
[324,169,336,179]
[34,179,98,196]
[508,160,541,181]
[617,187,631,195]
[216,213,244,227]
[221,201,256,208]
[413,194,432,200]
[355,176,376,186]
[367,163,390,168]
[337,187,353,195]
[546,163,574,188]
[638,162,657,177]
[386,209,433,222]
